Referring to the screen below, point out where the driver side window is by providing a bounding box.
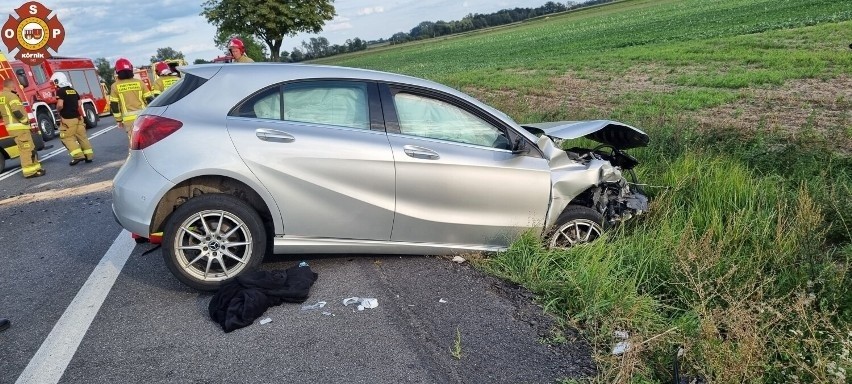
[393,92,509,149]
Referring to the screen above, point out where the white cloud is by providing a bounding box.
[325,22,353,32]
[357,6,385,16]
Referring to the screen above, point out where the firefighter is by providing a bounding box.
[0,78,44,178]
[167,61,182,78]
[151,61,180,97]
[228,38,254,63]
[109,58,153,142]
[50,72,93,165]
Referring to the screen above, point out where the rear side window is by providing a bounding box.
[148,74,206,107]
[229,80,370,130]
[283,81,369,129]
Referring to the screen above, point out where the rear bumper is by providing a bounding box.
[112,151,174,236]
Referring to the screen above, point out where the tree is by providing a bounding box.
[149,47,185,63]
[194,59,212,64]
[201,0,336,62]
[94,57,114,88]
[289,47,304,62]
[301,37,330,58]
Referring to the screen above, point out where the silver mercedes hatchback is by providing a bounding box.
[112,63,649,290]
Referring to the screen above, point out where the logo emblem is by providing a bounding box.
[2,1,65,66]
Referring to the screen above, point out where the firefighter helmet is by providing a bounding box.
[155,61,172,76]
[50,72,71,87]
[228,38,245,53]
[115,58,133,72]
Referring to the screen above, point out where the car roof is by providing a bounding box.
[183,63,453,92]
[184,63,517,119]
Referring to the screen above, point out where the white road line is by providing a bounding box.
[15,230,136,384]
[0,124,117,182]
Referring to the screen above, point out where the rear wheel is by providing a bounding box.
[162,194,266,291]
[36,111,56,140]
[0,154,5,173]
[548,206,605,249]
[83,104,98,129]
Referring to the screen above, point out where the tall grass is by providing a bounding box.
[487,153,850,382]
[318,0,852,381]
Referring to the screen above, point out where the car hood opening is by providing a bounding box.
[521,120,650,149]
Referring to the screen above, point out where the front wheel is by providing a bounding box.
[547,206,605,249]
[32,131,45,151]
[36,111,57,140]
[162,194,267,291]
[83,104,98,129]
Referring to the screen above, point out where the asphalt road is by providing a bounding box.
[0,116,594,383]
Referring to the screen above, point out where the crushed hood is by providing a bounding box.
[521,120,650,149]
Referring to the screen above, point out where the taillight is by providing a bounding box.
[130,115,182,150]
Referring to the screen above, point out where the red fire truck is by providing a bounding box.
[11,57,110,141]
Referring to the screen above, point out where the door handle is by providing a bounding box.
[403,145,439,160]
[256,128,295,143]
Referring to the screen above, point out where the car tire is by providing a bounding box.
[83,104,98,129]
[162,194,267,291]
[547,205,606,249]
[36,111,56,140]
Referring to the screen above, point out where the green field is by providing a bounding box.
[319,0,851,382]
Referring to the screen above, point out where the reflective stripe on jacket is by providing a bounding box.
[0,90,29,131]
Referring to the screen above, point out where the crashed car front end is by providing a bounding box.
[523,120,650,235]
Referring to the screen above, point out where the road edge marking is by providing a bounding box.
[15,229,135,384]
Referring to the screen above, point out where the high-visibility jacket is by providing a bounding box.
[152,75,180,96]
[109,78,152,123]
[0,89,29,131]
[235,55,254,63]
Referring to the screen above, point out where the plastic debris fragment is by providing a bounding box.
[301,301,327,311]
[343,297,360,306]
[612,331,630,355]
[438,298,448,303]
[452,256,466,263]
[612,341,631,355]
[343,297,378,310]
[259,317,272,325]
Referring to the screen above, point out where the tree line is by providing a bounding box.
[286,1,614,62]
[92,0,614,77]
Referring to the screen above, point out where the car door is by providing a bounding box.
[381,84,551,247]
[227,80,396,240]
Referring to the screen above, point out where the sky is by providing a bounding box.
[0,0,558,66]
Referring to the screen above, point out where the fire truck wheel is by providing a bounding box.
[32,132,45,151]
[83,104,98,129]
[0,154,5,173]
[36,111,57,140]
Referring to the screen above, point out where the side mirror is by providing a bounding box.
[15,69,28,88]
[511,137,527,154]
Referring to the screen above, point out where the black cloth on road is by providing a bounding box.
[209,264,318,333]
